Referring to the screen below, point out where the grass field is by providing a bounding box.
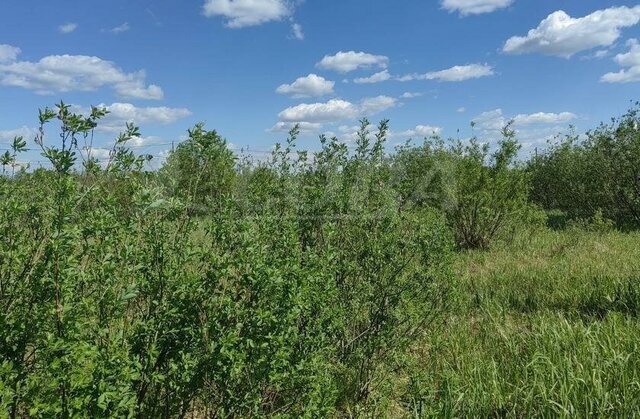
[389,229,640,417]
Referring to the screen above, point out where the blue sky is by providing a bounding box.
[1,0,640,167]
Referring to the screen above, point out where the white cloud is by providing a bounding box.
[0,53,164,99]
[594,49,610,59]
[277,95,397,124]
[110,22,130,34]
[472,109,506,131]
[268,121,323,133]
[515,126,570,149]
[329,124,382,143]
[503,6,640,58]
[128,135,166,148]
[202,0,293,28]
[472,109,576,131]
[316,51,389,73]
[58,23,78,34]
[401,92,423,99]
[0,126,36,141]
[457,107,466,113]
[85,148,112,160]
[472,109,576,149]
[102,103,191,125]
[581,48,612,60]
[441,0,512,16]
[601,39,640,83]
[394,125,442,138]
[72,103,192,133]
[354,70,391,84]
[360,95,397,115]
[278,99,355,123]
[513,111,577,125]
[0,44,21,63]
[291,23,304,40]
[337,124,360,134]
[276,74,334,98]
[399,64,494,82]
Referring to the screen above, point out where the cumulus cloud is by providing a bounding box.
[291,23,304,40]
[0,126,36,141]
[316,51,389,73]
[202,0,293,28]
[58,23,78,34]
[441,0,513,16]
[268,121,323,133]
[471,109,577,149]
[278,99,356,123]
[513,112,577,125]
[0,52,164,100]
[394,125,442,138]
[276,74,334,98]
[102,103,191,125]
[84,147,113,160]
[277,96,397,124]
[472,109,506,131]
[360,95,397,115]
[601,39,640,83]
[72,103,192,133]
[594,49,610,59]
[354,70,391,84]
[399,64,494,82]
[472,109,577,131]
[127,136,166,148]
[0,44,20,63]
[503,6,640,57]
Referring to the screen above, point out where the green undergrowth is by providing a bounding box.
[390,229,640,417]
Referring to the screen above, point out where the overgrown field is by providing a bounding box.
[392,229,640,417]
[1,103,640,417]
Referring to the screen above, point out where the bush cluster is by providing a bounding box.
[1,107,452,416]
[529,104,640,229]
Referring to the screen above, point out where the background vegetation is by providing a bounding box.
[1,102,639,417]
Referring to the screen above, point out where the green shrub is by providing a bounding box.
[447,124,535,249]
[567,208,616,233]
[390,138,456,213]
[161,123,237,212]
[390,123,538,250]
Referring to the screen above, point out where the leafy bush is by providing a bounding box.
[161,123,237,211]
[447,123,536,249]
[390,123,540,249]
[567,208,616,233]
[391,138,457,213]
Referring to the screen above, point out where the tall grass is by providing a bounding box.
[394,229,640,417]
